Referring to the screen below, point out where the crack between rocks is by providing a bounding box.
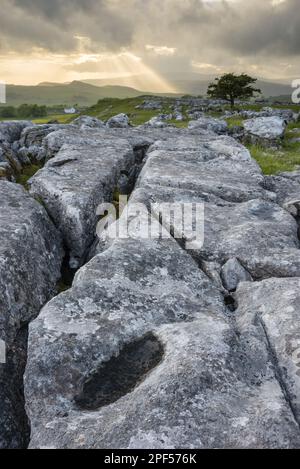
[258,314,300,432]
[141,200,237,316]
[141,190,300,431]
[7,141,153,448]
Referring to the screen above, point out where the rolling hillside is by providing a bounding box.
[4,81,147,106]
[2,77,294,108]
[84,75,294,99]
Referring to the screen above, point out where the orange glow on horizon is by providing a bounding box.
[0,51,176,93]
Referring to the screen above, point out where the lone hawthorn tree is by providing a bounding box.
[207,73,261,108]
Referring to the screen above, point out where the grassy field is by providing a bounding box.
[50,100,300,175]
[4,82,151,107]
[221,112,300,175]
[0,113,79,124]
[3,95,300,176]
[247,141,300,175]
[85,97,189,127]
[32,114,79,124]
[225,116,246,128]
[246,121,300,175]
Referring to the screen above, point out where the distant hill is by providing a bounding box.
[169,79,293,99]
[3,81,149,106]
[1,76,294,107]
[84,75,294,99]
[256,80,293,99]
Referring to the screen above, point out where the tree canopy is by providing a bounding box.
[0,104,47,118]
[207,73,261,107]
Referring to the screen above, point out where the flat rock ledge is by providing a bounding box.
[23,128,300,449]
[29,136,139,269]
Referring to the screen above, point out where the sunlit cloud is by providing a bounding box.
[192,61,223,73]
[0,0,298,87]
[0,50,176,93]
[145,45,177,56]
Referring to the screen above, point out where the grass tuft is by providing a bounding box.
[247,140,300,175]
[225,116,245,128]
[16,163,43,189]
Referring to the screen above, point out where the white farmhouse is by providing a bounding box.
[64,107,77,114]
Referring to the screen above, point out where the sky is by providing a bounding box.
[0,0,299,91]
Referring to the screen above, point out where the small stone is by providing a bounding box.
[221,258,252,291]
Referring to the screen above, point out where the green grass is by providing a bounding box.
[273,104,300,113]
[285,121,300,140]
[247,140,300,175]
[86,97,159,125]
[0,113,79,124]
[225,116,245,128]
[167,119,188,128]
[2,82,150,107]
[83,97,190,126]
[57,280,71,294]
[16,163,43,188]
[32,114,79,124]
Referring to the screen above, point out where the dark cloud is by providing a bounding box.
[13,0,97,19]
[0,0,299,77]
[217,0,300,56]
[0,0,134,52]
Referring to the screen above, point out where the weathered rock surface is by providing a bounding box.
[188,116,228,134]
[142,116,168,128]
[173,111,184,121]
[29,137,141,268]
[0,161,13,180]
[24,128,300,449]
[244,116,286,143]
[0,181,63,448]
[265,171,300,216]
[136,100,162,110]
[73,115,105,129]
[0,121,32,144]
[0,121,33,178]
[0,141,22,176]
[18,124,70,163]
[135,148,300,279]
[0,102,300,450]
[25,224,300,449]
[19,124,63,148]
[236,278,300,425]
[230,107,295,123]
[221,258,252,292]
[106,113,130,128]
[138,135,274,203]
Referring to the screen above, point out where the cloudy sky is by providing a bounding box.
[0,0,299,91]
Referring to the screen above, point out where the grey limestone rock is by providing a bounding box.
[244,116,286,143]
[0,181,63,448]
[0,121,32,144]
[221,258,252,292]
[265,171,300,217]
[73,115,105,129]
[29,138,137,268]
[25,221,300,449]
[188,116,228,134]
[106,113,130,128]
[15,121,300,449]
[236,277,300,426]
